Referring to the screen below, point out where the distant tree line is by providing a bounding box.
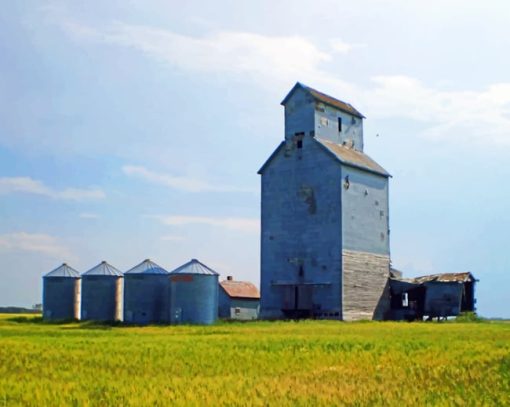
[0,304,41,314]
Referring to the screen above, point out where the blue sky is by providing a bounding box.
[1,1,509,317]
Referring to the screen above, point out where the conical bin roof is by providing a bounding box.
[125,259,168,275]
[83,261,123,277]
[169,259,219,276]
[44,263,80,278]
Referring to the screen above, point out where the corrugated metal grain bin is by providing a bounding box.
[169,259,219,325]
[43,263,81,320]
[81,261,123,321]
[123,259,169,324]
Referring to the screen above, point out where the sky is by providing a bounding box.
[0,0,509,317]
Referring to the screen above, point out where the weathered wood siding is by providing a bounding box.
[342,250,390,321]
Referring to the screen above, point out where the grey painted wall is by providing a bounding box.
[283,87,364,151]
[260,135,343,319]
[284,86,315,141]
[219,288,259,320]
[315,106,363,150]
[340,166,390,255]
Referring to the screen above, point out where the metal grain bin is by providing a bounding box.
[81,261,123,321]
[169,259,219,325]
[123,259,169,324]
[43,263,81,320]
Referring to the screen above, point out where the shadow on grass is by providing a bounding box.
[6,316,124,329]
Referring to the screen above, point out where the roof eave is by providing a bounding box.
[280,82,304,106]
[257,141,285,175]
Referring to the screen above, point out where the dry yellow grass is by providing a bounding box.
[0,314,509,406]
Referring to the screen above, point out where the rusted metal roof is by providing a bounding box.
[220,280,260,299]
[281,82,365,118]
[411,272,476,284]
[317,138,390,177]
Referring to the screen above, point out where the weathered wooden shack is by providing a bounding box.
[219,276,260,320]
[389,272,477,320]
[259,83,391,321]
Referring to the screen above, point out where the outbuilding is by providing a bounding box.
[42,263,81,320]
[81,261,123,321]
[219,276,260,320]
[389,272,477,320]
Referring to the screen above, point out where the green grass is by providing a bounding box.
[0,314,509,406]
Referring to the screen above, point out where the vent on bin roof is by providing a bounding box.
[83,261,123,276]
[169,259,219,275]
[44,263,81,278]
[125,259,168,275]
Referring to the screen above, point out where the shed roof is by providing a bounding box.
[281,82,365,118]
[317,139,390,177]
[391,272,476,287]
[44,263,80,278]
[220,280,260,299]
[125,259,168,275]
[170,259,219,276]
[412,272,476,284]
[83,261,123,277]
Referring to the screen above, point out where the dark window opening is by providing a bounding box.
[338,117,342,132]
[298,265,304,277]
[297,140,303,149]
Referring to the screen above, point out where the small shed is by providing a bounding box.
[81,261,123,321]
[42,263,81,320]
[169,259,219,325]
[123,259,169,324]
[389,272,477,320]
[219,276,260,320]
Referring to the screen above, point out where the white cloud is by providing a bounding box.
[0,176,105,201]
[329,38,364,53]
[122,165,254,193]
[59,19,510,147]
[60,19,356,94]
[150,215,259,233]
[0,232,75,260]
[364,76,510,145]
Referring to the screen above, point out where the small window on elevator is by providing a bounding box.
[338,117,342,132]
[294,132,304,149]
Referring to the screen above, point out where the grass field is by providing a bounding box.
[0,314,509,406]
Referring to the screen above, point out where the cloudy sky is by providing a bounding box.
[1,1,509,317]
